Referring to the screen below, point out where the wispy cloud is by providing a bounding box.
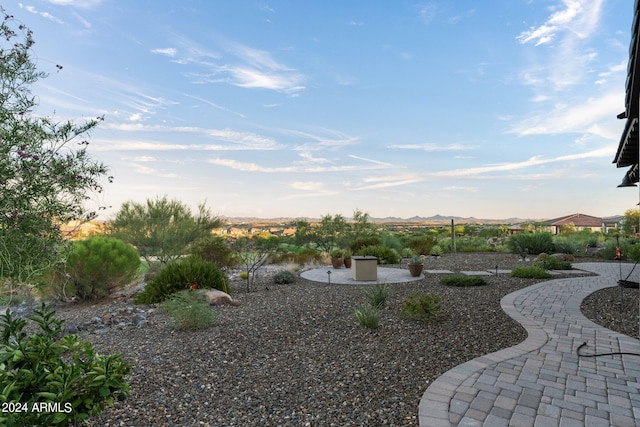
[151,47,178,57]
[387,142,470,151]
[516,0,605,90]
[44,0,104,8]
[169,36,306,93]
[206,156,394,173]
[286,129,360,150]
[516,0,601,46]
[19,4,65,24]
[507,90,623,136]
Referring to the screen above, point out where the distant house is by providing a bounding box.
[602,215,625,232]
[544,213,604,234]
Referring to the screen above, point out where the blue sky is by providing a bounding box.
[7,0,635,220]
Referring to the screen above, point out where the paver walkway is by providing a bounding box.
[419,262,640,427]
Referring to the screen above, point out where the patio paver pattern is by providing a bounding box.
[418,262,640,427]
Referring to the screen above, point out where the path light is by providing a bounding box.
[327,270,331,285]
[495,265,499,276]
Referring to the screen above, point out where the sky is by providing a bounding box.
[5,0,637,221]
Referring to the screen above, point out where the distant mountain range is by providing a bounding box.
[220,214,540,225]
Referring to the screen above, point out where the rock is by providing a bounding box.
[202,289,240,306]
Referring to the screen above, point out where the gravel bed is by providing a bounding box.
[38,253,636,426]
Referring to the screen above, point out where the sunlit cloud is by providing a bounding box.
[507,90,623,136]
[132,164,179,179]
[516,0,601,46]
[516,0,605,90]
[387,142,470,151]
[151,47,178,57]
[206,157,394,173]
[99,124,281,149]
[44,0,104,8]
[18,4,65,23]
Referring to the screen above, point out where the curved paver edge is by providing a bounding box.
[417,262,634,427]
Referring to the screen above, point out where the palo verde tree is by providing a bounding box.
[233,233,280,292]
[109,196,221,264]
[0,11,110,285]
[294,214,348,253]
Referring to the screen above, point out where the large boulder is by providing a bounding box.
[202,289,240,306]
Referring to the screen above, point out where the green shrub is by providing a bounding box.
[354,245,399,264]
[510,265,552,279]
[48,236,140,301]
[408,235,437,256]
[134,256,229,304]
[534,254,572,270]
[273,270,296,284]
[600,239,634,260]
[430,245,444,256]
[354,303,380,329]
[350,236,381,253]
[400,292,440,321]
[507,233,554,256]
[0,303,131,426]
[190,236,237,270]
[440,274,489,287]
[162,290,216,331]
[364,283,388,309]
[553,236,581,255]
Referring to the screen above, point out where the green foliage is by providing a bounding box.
[190,235,237,270]
[0,303,131,426]
[0,12,109,285]
[134,256,228,304]
[109,196,221,264]
[233,236,281,292]
[350,236,381,253]
[329,248,345,258]
[162,290,216,331]
[408,234,437,256]
[430,245,444,256]
[440,274,489,287]
[456,236,497,252]
[48,237,140,301]
[552,236,581,255]
[510,265,552,279]
[354,303,380,329]
[533,254,572,270]
[400,292,440,321]
[273,270,296,284]
[622,208,640,236]
[354,245,399,264]
[507,232,554,256]
[364,283,388,309]
[295,214,348,253]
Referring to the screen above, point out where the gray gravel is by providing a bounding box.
[44,252,636,426]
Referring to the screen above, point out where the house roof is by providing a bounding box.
[545,213,603,227]
[613,0,640,184]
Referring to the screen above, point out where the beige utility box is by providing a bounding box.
[352,256,378,281]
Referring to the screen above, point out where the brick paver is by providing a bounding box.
[419,262,640,427]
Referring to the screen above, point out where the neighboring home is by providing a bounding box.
[602,215,626,231]
[544,213,604,235]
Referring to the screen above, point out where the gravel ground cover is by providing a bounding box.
[42,252,637,426]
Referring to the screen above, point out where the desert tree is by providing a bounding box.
[108,196,221,264]
[0,10,110,285]
[233,234,280,292]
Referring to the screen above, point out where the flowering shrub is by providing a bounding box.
[400,292,440,321]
